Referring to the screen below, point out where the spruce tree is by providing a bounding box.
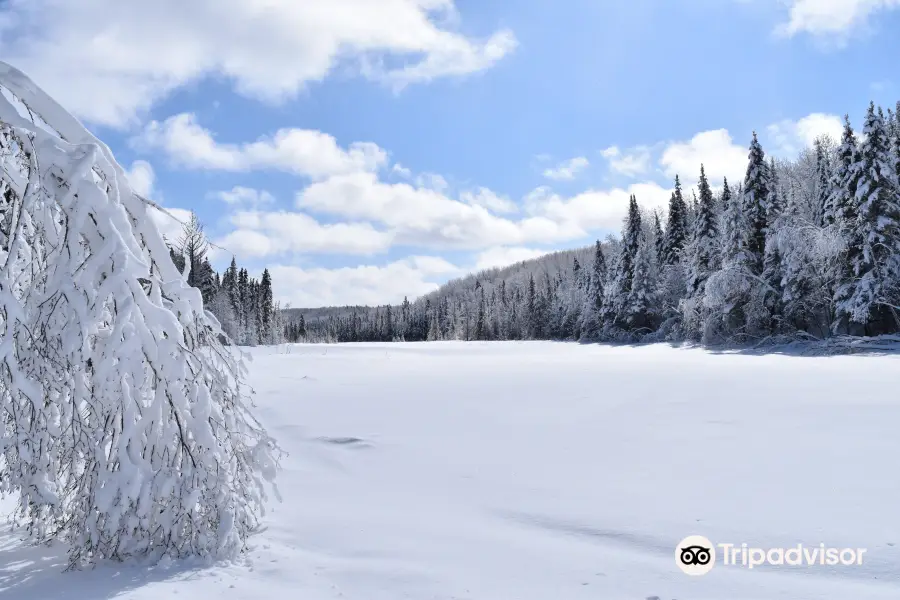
[259,269,274,343]
[826,116,862,229]
[653,212,665,266]
[475,286,486,340]
[762,158,785,329]
[686,164,718,297]
[830,115,865,334]
[892,102,900,181]
[814,138,832,226]
[238,268,250,342]
[663,176,689,265]
[835,103,900,334]
[580,240,607,340]
[627,232,657,331]
[526,274,537,337]
[742,132,770,274]
[607,196,642,328]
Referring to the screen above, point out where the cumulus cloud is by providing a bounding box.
[211,186,277,209]
[0,0,516,127]
[148,206,194,246]
[414,172,450,192]
[215,211,393,258]
[543,156,590,181]
[124,160,200,252]
[659,129,749,186]
[391,163,413,179]
[599,146,652,178]
[125,160,156,197]
[296,172,582,249]
[775,0,900,38]
[525,182,673,233]
[459,187,518,214]
[270,256,461,307]
[766,113,844,156]
[135,113,387,179]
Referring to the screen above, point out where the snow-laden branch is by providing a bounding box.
[0,62,281,567]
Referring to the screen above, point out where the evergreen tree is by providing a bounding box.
[826,116,862,228]
[686,164,719,297]
[762,158,785,329]
[526,274,537,337]
[607,196,642,328]
[580,240,607,340]
[475,286,486,340]
[814,138,832,226]
[663,176,689,265]
[259,269,274,343]
[830,115,865,334]
[742,132,770,274]
[653,211,665,265]
[627,232,657,331]
[892,102,900,181]
[384,304,394,340]
[835,103,900,335]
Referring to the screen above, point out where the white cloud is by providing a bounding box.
[211,186,277,209]
[767,113,843,156]
[0,0,516,127]
[599,146,620,159]
[149,206,194,246]
[776,0,900,37]
[215,211,393,258]
[660,129,748,186]
[135,113,387,179]
[270,256,461,307]
[525,182,673,233]
[474,247,546,271]
[414,172,450,192]
[125,160,155,197]
[459,187,518,214]
[124,160,199,252]
[391,163,413,179]
[599,146,652,178]
[297,172,582,249]
[543,156,590,181]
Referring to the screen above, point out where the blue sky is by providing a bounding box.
[1,0,899,306]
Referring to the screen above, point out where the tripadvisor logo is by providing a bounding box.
[675,535,867,576]
[676,535,715,576]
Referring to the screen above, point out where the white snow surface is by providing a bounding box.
[3,341,900,599]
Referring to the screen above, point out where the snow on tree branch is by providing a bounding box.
[0,61,281,567]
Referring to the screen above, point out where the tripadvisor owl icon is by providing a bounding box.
[676,535,716,576]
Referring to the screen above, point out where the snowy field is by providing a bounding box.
[3,341,900,600]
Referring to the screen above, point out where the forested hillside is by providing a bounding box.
[290,102,900,346]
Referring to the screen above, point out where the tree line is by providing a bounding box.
[294,101,900,345]
[166,213,286,346]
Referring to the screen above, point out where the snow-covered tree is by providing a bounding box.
[0,62,281,567]
[686,165,719,297]
[292,103,900,348]
[681,165,720,338]
[834,103,900,335]
[762,158,785,329]
[663,176,689,266]
[814,138,832,226]
[653,211,665,266]
[627,230,658,332]
[742,132,770,274]
[579,241,606,340]
[175,212,216,304]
